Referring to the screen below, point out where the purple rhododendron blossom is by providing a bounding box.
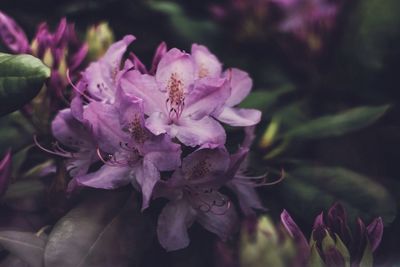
[45,36,263,251]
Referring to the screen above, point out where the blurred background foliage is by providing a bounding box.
[1,0,400,266]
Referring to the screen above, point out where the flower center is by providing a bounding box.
[198,64,209,78]
[187,158,211,181]
[126,114,148,144]
[166,72,185,120]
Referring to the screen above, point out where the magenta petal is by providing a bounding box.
[216,107,261,127]
[224,68,253,107]
[366,217,383,252]
[157,199,196,251]
[281,210,309,249]
[135,159,160,211]
[184,77,230,120]
[102,35,135,66]
[144,135,181,171]
[51,109,93,149]
[83,102,126,153]
[0,11,30,53]
[196,198,238,240]
[156,48,195,93]
[191,44,222,78]
[75,164,131,189]
[150,41,167,75]
[0,150,12,198]
[175,116,226,148]
[145,112,170,136]
[181,148,230,183]
[120,71,165,115]
[228,182,264,215]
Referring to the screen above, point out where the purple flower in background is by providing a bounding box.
[0,150,12,198]
[281,203,384,267]
[272,0,340,50]
[156,148,237,251]
[191,44,261,127]
[120,48,230,147]
[0,11,30,53]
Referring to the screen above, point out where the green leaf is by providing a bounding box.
[44,190,154,267]
[147,1,219,43]
[239,84,294,111]
[282,166,397,225]
[0,53,50,116]
[283,105,389,140]
[0,111,35,155]
[0,231,46,267]
[340,0,400,71]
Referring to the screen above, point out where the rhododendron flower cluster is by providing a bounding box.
[46,35,264,251]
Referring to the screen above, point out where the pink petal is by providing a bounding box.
[155,48,195,94]
[175,116,226,148]
[120,70,165,115]
[135,159,160,211]
[145,112,170,136]
[184,77,230,120]
[75,164,131,189]
[150,41,167,75]
[83,102,126,153]
[196,198,238,240]
[216,107,261,127]
[157,199,196,251]
[143,135,181,171]
[227,182,264,215]
[191,44,222,78]
[51,109,93,149]
[181,148,230,183]
[224,68,253,107]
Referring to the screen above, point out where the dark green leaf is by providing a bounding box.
[3,180,46,212]
[0,53,50,116]
[239,84,294,111]
[0,230,45,267]
[341,0,400,71]
[282,166,397,224]
[147,1,219,43]
[44,190,154,267]
[0,111,35,155]
[283,105,389,140]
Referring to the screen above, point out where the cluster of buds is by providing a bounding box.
[33,34,278,251]
[0,11,87,118]
[239,203,383,267]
